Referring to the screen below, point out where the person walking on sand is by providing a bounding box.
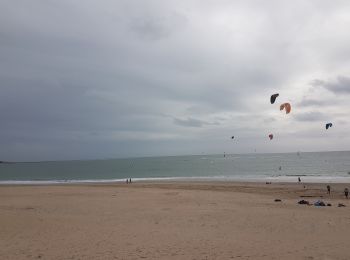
[345,188,349,199]
[129,178,132,183]
[327,185,331,195]
[298,177,301,183]
[126,179,129,184]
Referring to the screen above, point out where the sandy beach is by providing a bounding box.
[1,182,350,260]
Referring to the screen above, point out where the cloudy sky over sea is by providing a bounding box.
[1,0,350,161]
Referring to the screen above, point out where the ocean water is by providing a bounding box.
[1,151,350,184]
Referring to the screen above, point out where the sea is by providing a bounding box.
[1,151,350,184]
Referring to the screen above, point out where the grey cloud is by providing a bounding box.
[129,12,187,41]
[263,117,276,124]
[130,18,169,40]
[294,112,327,122]
[297,98,331,107]
[311,76,350,94]
[173,117,219,128]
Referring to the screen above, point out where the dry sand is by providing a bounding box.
[1,182,350,260]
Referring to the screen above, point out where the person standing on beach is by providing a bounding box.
[298,177,301,183]
[345,188,349,199]
[327,185,331,195]
[129,178,132,183]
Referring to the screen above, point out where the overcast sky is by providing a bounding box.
[1,0,350,161]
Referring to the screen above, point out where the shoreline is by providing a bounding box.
[1,181,349,199]
[1,174,350,185]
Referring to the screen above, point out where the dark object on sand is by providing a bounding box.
[274,199,282,202]
[326,203,332,207]
[344,188,349,199]
[300,195,323,198]
[327,185,331,194]
[298,200,309,205]
[338,203,346,207]
[314,200,326,206]
[266,182,272,184]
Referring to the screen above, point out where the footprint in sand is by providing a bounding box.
[164,192,179,196]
